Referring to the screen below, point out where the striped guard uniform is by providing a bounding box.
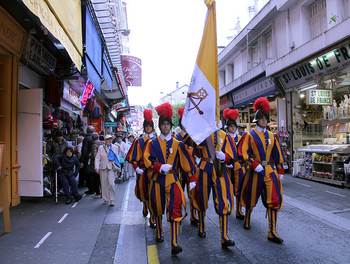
[238,126,286,240]
[226,132,247,218]
[193,129,238,244]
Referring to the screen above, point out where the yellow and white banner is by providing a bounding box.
[182,0,219,145]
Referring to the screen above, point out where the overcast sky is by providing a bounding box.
[124,0,268,107]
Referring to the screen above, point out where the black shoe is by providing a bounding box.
[84,190,94,195]
[236,215,244,220]
[268,236,284,244]
[171,246,182,255]
[221,239,235,249]
[149,222,156,229]
[75,194,82,202]
[243,225,251,230]
[156,236,164,243]
[191,219,199,226]
[143,209,148,217]
[65,198,73,204]
[197,231,206,238]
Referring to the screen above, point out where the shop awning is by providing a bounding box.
[102,53,113,91]
[85,7,102,94]
[231,76,277,108]
[22,0,82,71]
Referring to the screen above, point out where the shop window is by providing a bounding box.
[251,42,260,67]
[265,31,273,59]
[309,0,327,39]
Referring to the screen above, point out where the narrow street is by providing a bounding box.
[1,174,350,264]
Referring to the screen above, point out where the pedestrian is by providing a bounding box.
[143,102,197,255]
[125,134,136,178]
[99,131,105,141]
[53,146,82,204]
[237,124,246,136]
[223,108,246,220]
[90,133,103,198]
[75,136,83,159]
[191,125,238,249]
[95,134,120,206]
[51,130,68,157]
[173,106,199,227]
[80,126,95,193]
[238,97,286,244]
[126,109,156,228]
[114,134,127,179]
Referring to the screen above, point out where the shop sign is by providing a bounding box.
[0,6,27,57]
[80,81,95,109]
[306,89,332,105]
[105,122,117,127]
[220,96,228,108]
[277,42,350,90]
[231,77,276,107]
[26,36,57,74]
[121,55,142,86]
[63,81,81,108]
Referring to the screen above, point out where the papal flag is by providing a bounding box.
[182,0,219,145]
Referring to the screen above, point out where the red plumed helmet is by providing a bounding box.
[177,107,184,119]
[223,108,239,121]
[253,97,270,114]
[143,109,153,122]
[155,102,173,118]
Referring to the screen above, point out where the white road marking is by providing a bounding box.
[58,213,69,223]
[326,191,345,197]
[114,180,131,264]
[297,182,311,187]
[34,232,52,248]
[83,194,87,197]
[72,202,79,208]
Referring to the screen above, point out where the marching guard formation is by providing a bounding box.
[126,97,286,255]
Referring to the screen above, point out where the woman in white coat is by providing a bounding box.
[95,135,119,206]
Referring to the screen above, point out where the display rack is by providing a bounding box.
[297,144,350,186]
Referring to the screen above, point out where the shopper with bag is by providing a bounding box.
[95,135,120,206]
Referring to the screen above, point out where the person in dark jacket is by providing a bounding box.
[54,146,82,204]
[79,126,95,193]
[51,130,69,156]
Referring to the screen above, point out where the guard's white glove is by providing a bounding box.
[279,174,284,180]
[216,151,226,162]
[135,167,144,175]
[226,164,234,169]
[160,164,172,174]
[189,182,196,190]
[254,164,264,173]
[218,120,223,129]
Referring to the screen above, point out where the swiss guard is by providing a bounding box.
[143,102,197,255]
[238,97,286,244]
[192,128,238,248]
[173,106,199,226]
[223,108,246,220]
[126,109,156,228]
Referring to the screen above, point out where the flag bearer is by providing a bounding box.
[223,108,246,220]
[173,106,199,227]
[143,102,197,255]
[238,97,286,244]
[126,109,156,228]
[192,128,238,249]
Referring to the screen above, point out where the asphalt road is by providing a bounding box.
[1,174,350,264]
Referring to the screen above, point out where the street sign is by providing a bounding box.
[105,122,117,127]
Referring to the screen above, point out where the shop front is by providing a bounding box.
[276,38,350,187]
[0,6,27,232]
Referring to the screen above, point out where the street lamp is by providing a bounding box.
[117,29,131,36]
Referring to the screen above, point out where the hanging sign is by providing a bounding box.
[80,81,95,109]
[306,89,332,105]
[121,55,142,86]
[105,122,117,127]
